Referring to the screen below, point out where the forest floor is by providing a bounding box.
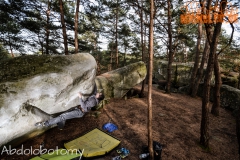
[1,84,239,160]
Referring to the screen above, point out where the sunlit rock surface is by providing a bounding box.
[96,61,147,99]
[0,53,97,147]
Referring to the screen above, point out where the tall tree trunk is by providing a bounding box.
[8,34,14,57]
[211,55,221,116]
[192,38,210,97]
[38,32,44,55]
[140,0,145,98]
[190,23,202,96]
[97,51,101,75]
[148,0,154,158]
[59,0,68,55]
[124,42,126,66]
[200,0,227,149]
[166,0,173,93]
[115,0,119,69]
[45,0,50,55]
[109,46,113,71]
[9,45,14,58]
[8,40,14,57]
[74,0,80,54]
[200,26,214,149]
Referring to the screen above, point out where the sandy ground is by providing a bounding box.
[1,85,239,160]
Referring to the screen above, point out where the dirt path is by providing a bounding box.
[1,85,239,160]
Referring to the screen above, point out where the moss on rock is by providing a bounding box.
[0,55,71,83]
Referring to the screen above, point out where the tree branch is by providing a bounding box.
[217,19,234,55]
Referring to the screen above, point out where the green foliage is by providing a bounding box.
[0,0,238,75]
[218,33,240,72]
[0,0,44,53]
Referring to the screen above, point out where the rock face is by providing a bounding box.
[96,61,147,99]
[0,54,146,148]
[0,53,97,148]
[220,85,240,112]
[179,84,240,112]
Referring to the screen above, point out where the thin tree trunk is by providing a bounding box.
[8,34,14,57]
[200,0,227,148]
[144,23,148,84]
[37,33,44,55]
[45,0,50,55]
[109,46,113,71]
[74,0,80,54]
[148,0,154,158]
[115,0,119,69]
[140,0,145,98]
[9,42,14,57]
[97,51,101,75]
[190,23,202,96]
[192,38,210,97]
[59,0,68,55]
[200,25,215,149]
[211,55,221,116]
[124,43,126,66]
[9,45,14,58]
[166,0,173,93]
[184,45,187,63]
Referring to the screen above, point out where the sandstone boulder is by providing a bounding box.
[0,53,146,148]
[0,53,97,147]
[96,61,147,99]
[220,84,240,111]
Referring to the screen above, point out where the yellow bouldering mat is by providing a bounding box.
[64,128,120,158]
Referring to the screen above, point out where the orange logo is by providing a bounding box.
[180,2,238,24]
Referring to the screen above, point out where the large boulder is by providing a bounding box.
[0,53,97,148]
[220,84,240,112]
[0,53,146,148]
[96,62,147,98]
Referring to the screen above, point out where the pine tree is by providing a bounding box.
[200,0,227,148]
[148,0,154,158]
